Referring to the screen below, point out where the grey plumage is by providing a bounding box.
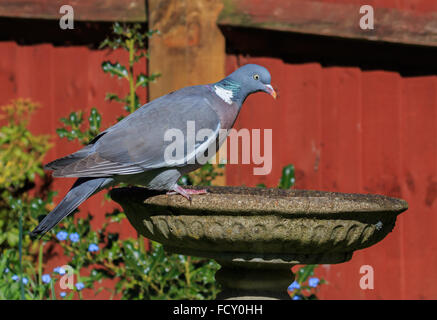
[30,64,276,238]
[47,86,221,178]
[30,177,113,237]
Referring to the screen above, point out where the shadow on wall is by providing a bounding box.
[0,17,127,48]
[220,25,437,77]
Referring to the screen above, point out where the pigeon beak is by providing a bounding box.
[264,84,277,99]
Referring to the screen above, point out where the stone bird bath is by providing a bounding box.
[110,186,408,300]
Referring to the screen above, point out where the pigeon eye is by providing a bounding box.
[253,74,260,80]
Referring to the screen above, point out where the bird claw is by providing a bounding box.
[167,185,208,202]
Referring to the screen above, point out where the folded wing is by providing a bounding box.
[46,86,221,178]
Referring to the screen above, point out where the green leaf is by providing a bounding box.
[65,111,83,127]
[101,61,128,79]
[133,52,147,63]
[135,74,149,88]
[297,265,316,283]
[88,108,101,133]
[105,93,125,103]
[146,29,160,37]
[278,164,295,189]
[124,93,141,113]
[56,128,69,139]
[113,22,124,35]
[135,73,161,89]
[6,230,19,246]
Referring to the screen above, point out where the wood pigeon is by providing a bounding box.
[30,64,276,238]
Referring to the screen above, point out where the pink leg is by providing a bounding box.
[167,185,208,201]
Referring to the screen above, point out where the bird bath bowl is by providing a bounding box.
[110,186,408,300]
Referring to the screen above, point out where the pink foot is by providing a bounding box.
[167,185,208,202]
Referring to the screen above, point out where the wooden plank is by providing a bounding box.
[2,0,437,47]
[0,0,146,22]
[311,66,364,300]
[281,62,323,190]
[225,55,284,188]
[359,70,403,299]
[219,0,437,47]
[226,57,324,190]
[0,42,17,104]
[148,0,225,98]
[400,76,437,299]
[320,67,362,193]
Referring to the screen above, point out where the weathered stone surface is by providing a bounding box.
[111,186,407,299]
[110,186,407,265]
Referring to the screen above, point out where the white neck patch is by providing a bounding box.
[214,85,233,104]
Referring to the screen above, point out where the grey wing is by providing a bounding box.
[49,87,221,178]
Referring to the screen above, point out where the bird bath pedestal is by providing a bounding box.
[110,186,408,300]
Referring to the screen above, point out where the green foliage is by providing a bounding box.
[179,163,225,187]
[0,99,58,300]
[56,108,102,145]
[0,100,53,248]
[99,22,161,114]
[57,22,161,143]
[287,265,326,300]
[0,244,62,300]
[0,100,51,190]
[50,213,220,299]
[278,164,295,189]
[102,61,128,79]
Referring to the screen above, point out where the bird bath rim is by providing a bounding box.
[110,186,407,265]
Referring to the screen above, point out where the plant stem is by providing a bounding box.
[185,256,191,287]
[18,209,24,300]
[138,233,145,254]
[127,39,135,113]
[38,241,44,299]
[76,265,83,300]
[50,280,55,300]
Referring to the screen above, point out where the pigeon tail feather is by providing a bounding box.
[30,177,110,238]
[44,146,93,171]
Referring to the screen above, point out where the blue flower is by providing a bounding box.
[53,267,66,275]
[75,282,85,291]
[56,231,68,241]
[288,281,300,291]
[60,292,67,298]
[69,232,80,243]
[42,274,51,284]
[292,295,302,300]
[12,274,19,281]
[88,243,99,252]
[21,277,28,285]
[4,268,9,274]
[308,277,320,288]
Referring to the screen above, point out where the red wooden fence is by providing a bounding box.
[225,54,437,299]
[221,0,437,299]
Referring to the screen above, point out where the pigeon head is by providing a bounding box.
[213,64,276,106]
